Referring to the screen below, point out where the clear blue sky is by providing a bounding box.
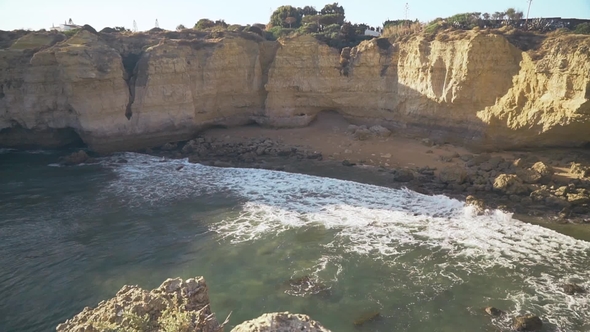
[0,0,589,31]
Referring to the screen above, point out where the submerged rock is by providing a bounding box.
[512,314,543,331]
[353,311,380,326]
[286,275,330,297]
[563,283,586,295]
[231,312,331,332]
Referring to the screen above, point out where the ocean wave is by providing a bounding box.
[101,152,590,331]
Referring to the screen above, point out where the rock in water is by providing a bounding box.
[56,277,221,332]
[484,306,505,317]
[563,283,586,295]
[231,312,331,332]
[60,150,89,166]
[512,314,543,331]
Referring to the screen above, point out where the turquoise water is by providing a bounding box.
[0,150,589,331]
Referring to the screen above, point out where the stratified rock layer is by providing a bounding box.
[1,29,589,151]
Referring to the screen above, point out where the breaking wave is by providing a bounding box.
[101,153,590,331]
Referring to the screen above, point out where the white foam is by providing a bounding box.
[101,153,590,331]
[0,148,16,154]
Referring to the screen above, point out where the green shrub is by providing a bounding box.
[298,23,318,34]
[194,19,215,30]
[424,21,443,34]
[266,26,295,40]
[574,23,590,35]
[63,29,79,38]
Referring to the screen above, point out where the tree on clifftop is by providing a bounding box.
[320,2,345,16]
[194,19,215,30]
[270,5,303,28]
[302,5,317,16]
[176,24,186,31]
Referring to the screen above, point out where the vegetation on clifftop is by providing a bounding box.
[5,3,589,52]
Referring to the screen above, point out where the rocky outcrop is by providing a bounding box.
[57,276,330,332]
[230,312,330,332]
[1,29,589,152]
[56,277,222,332]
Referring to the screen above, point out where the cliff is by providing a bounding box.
[1,29,589,152]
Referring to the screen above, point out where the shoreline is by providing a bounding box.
[128,112,590,226]
[8,111,590,225]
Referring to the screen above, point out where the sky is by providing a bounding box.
[0,0,589,32]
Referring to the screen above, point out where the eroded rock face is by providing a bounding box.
[230,312,331,332]
[1,30,589,152]
[56,277,221,332]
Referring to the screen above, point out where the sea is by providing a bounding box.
[0,149,588,331]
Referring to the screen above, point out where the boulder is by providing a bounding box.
[342,160,356,167]
[484,307,505,317]
[421,138,434,147]
[255,146,266,156]
[512,315,543,331]
[554,186,569,197]
[61,150,89,166]
[530,188,551,202]
[563,283,585,295]
[439,167,469,184]
[231,312,331,332]
[566,190,590,205]
[393,169,414,182]
[352,126,372,141]
[530,161,553,183]
[369,125,391,137]
[570,163,590,178]
[466,195,486,214]
[516,168,542,184]
[493,174,528,195]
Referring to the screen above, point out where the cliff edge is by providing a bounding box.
[1,29,588,151]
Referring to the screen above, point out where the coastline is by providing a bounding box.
[125,112,590,226]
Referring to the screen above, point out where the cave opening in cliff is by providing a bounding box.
[0,126,85,149]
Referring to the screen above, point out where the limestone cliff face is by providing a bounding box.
[0,29,588,151]
[265,32,590,149]
[0,30,268,151]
